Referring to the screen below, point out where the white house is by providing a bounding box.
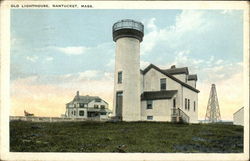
[233,107,244,126]
[112,19,199,123]
[65,91,112,119]
[140,64,199,123]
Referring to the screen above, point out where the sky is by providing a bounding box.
[10,9,244,120]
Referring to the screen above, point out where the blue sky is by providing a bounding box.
[10,9,244,120]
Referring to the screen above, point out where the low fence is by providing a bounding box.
[10,116,110,122]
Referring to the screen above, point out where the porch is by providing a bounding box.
[171,108,190,123]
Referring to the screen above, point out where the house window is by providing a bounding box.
[185,98,187,110]
[194,101,196,112]
[147,100,153,109]
[100,112,106,115]
[118,71,122,84]
[147,116,153,120]
[94,105,99,109]
[188,99,190,111]
[160,78,166,90]
[173,98,176,108]
[79,111,84,116]
[100,105,105,109]
[80,103,84,108]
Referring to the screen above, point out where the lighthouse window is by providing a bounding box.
[194,101,196,112]
[160,78,166,90]
[118,71,122,84]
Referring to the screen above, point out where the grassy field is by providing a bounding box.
[10,121,243,153]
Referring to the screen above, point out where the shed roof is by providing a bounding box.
[141,90,177,100]
[233,107,244,115]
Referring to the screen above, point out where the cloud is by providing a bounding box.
[78,70,100,80]
[146,17,157,31]
[43,25,55,31]
[53,46,89,55]
[156,50,204,74]
[141,11,208,55]
[174,10,207,34]
[26,56,38,62]
[52,42,112,56]
[106,59,115,68]
[45,57,54,61]
[141,18,159,55]
[215,59,223,65]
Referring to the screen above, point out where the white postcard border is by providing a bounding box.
[0,1,249,161]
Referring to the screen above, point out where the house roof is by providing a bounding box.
[188,74,198,81]
[142,64,200,93]
[66,100,74,105]
[141,90,178,100]
[75,95,101,104]
[66,95,108,105]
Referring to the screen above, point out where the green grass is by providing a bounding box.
[10,121,243,153]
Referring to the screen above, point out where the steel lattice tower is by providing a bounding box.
[205,84,221,122]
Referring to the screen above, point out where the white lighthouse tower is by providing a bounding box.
[112,19,144,121]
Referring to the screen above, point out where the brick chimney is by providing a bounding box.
[171,65,176,69]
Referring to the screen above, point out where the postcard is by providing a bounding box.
[0,1,249,161]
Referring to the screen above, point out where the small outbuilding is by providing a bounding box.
[65,91,111,119]
[233,107,244,126]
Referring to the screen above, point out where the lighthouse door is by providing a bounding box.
[116,91,123,118]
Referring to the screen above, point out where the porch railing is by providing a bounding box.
[171,108,190,123]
